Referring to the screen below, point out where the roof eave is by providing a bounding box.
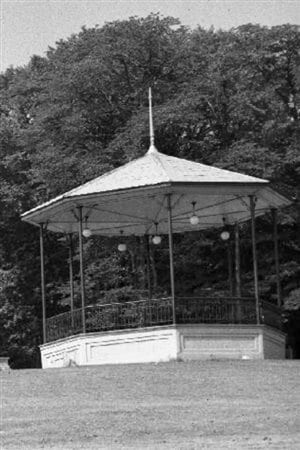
[22,179,291,228]
[21,182,173,224]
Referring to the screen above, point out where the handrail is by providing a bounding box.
[45,295,282,343]
[47,297,172,322]
[176,296,254,301]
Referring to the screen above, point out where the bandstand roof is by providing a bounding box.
[21,146,290,236]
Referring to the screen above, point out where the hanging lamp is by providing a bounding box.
[82,216,92,238]
[152,222,161,245]
[190,201,199,226]
[118,230,127,252]
[220,217,230,241]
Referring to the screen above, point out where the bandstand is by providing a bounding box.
[21,94,290,368]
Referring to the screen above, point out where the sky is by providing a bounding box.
[1,0,299,72]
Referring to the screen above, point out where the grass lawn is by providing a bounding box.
[1,360,300,449]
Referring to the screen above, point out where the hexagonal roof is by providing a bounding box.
[21,147,290,235]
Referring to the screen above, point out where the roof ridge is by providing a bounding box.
[156,152,268,183]
[62,153,150,197]
[148,151,172,182]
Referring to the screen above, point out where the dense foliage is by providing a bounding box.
[0,15,299,366]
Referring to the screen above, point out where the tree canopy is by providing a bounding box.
[0,15,299,366]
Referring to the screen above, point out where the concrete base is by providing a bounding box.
[40,324,286,369]
[177,324,285,360]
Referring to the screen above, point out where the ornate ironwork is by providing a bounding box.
[261,301,283,330]
[46,298,173,342]
[46,308,83,342]
[45,296,283,343]
[175,297,257,325]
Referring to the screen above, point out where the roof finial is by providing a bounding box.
[148,87,158,154]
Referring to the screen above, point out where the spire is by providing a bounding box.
[147,87,158,154]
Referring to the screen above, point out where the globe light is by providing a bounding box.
[152,235,162,245]
[152,222,161,245]
[190,201,199,226]
[220,230,230,241]
[118,230,127,252]
[190,215,199,226]
[82,228,92,238]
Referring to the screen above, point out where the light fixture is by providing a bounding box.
[152,222,161,245]
[82,228,92,238]
[152,235,162,245]
[118,243,127,252]
[82,216,92,238]
[220,230,230,241]
[118,230,127,252]
[220,217,230,241]
[190,201,199,226]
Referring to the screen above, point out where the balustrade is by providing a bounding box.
[175,296,256,325]
[45,296,283,342]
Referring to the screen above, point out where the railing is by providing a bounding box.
[45,296,283,343]
[261,301,283,330]
[46,298,173,342]
[176,297,257,325]
[46,308,83,342]
[85,298,173,332]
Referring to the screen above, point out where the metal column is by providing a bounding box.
[227,239,234,297]
[234,223,242,322]
[68,234,75,328]
[250,196,260,324]
[271,208,281,307]
[39,224,47,343]
[77,206,86,333]
[167,194,176,324]
[145,235,152,299]
[234,223,241,297]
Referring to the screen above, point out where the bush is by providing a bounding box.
[8,345,41,369]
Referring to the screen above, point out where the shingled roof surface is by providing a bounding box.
[57,148,267,198]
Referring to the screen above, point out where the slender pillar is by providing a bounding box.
[167,194,176,324]
[145,235,152,299]
[150,244,158,291]
[234,223,242,322]
[39,224,47,344]
[68,234,75,328]
[77,206,86,333]
[250,196,260,324]
[227,240,234,297]
[271,208,281,307]
[234,223,241,297]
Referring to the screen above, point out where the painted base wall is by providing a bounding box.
[177,325,286,360]
[40,325,286,368]
[263,326,286,359]
[177,325,263,360]
[41,326,177,369]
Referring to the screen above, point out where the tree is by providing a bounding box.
[0,18,300,365]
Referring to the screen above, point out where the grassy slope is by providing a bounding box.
[1,360,300,449]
